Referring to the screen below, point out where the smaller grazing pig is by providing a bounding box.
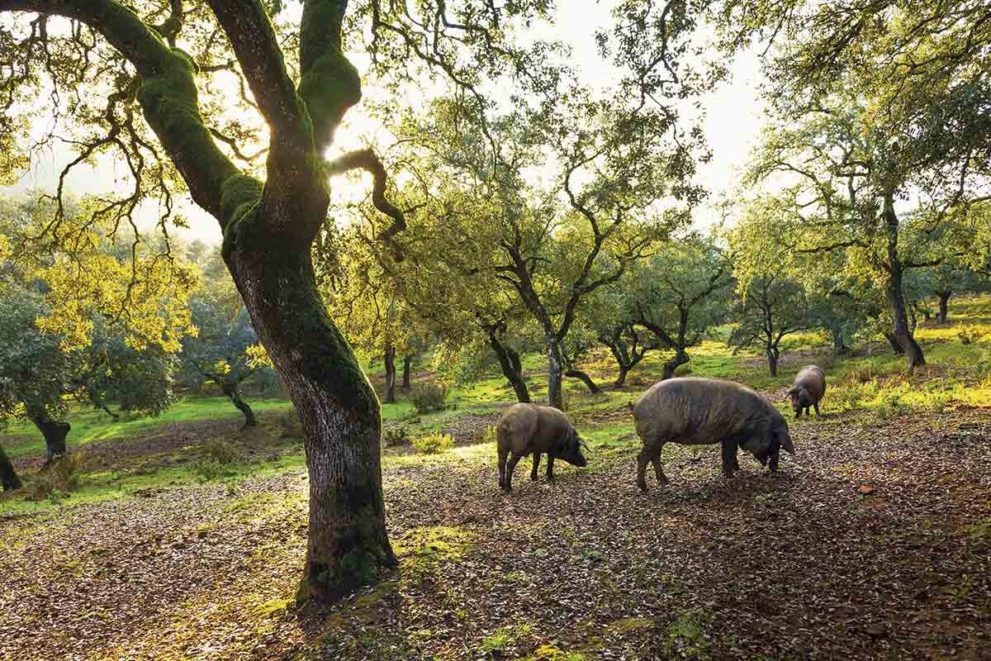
[632,377,794,491]
[787,365,826,418]
[496,403,588,492]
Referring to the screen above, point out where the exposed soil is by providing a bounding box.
[2,409,990,659]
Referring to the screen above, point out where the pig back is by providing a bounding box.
[633,378,776,447]
[794,365,826,402]
[497,403,572,454]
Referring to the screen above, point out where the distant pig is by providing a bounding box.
[496,403,588,492]
[787,365,826,418]
[632,377,794,491]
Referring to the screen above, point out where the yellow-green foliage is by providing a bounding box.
[957,324,986,345]
[411,432,454,454]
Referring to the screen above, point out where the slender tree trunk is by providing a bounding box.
[831,327,850,356]
[224,236,394,603]
[487,332,530,403]
[937,290,951,324]
[383,344,396,404]
[546,336,565,410]
[0,444,22,491]
[222,382,257,427]
[883,196,925,371]
[27,406,70,464]
[662,350,689,380]
[886,271,926,371]
[565,368,602,394]
[401,355,412,390]
[766,346,779,377]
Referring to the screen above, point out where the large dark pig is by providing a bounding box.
[787,365,826,418]
[632,377,794,491]
[496,403,588,492]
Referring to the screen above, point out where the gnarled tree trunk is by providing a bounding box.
[936,290,951,323]
[565,368,602,394]
[27,406,70,464]
[487,330,530,403]
[222,382,257,427]
[662,350,689,380]
[1,444,22,491]
[224,238,395,603]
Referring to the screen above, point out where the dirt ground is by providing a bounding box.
[2,408,990,659]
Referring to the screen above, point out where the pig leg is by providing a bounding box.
[721,440,739,478]
[813,402,821,416]
[498,448,509,490]
[546,455,555,481]
[649,444,668,485]
[637,446,653,492]
[504,453,522,492]
[530,452,541,481]
[768,445,780,472]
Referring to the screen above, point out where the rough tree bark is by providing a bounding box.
[224,241,395,602]
[0,444,22,491]
[383,344,397,404]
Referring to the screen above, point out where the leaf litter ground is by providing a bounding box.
[1,408,990,659]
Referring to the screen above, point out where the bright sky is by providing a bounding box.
[2,3,766,245]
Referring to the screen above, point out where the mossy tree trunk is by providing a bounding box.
[5,0,403,604]
[0,444,22,491]
[224,236,395,602]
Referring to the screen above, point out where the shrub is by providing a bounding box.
[875,389,906,420]
[277,408,302,439]
[27,451,88,502]
[383,425,411,447]
[411,432,454,454]
[191,438,241,481]
[673,363,693,377]
[958,325,984,345]
[410,382,449,413]
[479,425,498,446]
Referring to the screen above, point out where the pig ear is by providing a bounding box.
[578,437,590,451]
[779,432,795,454]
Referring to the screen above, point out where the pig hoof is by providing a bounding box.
[530,474,539,482]
[637,479,649,492]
